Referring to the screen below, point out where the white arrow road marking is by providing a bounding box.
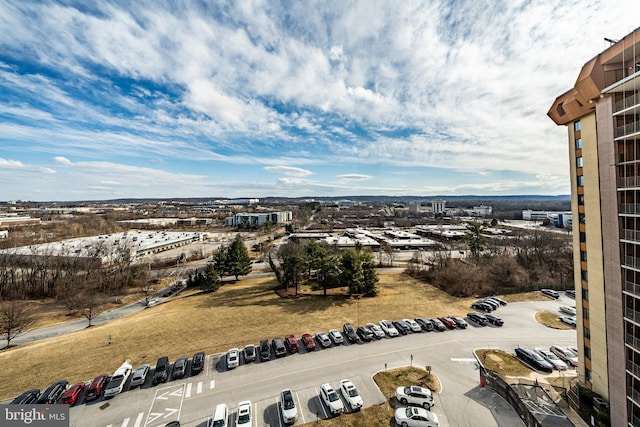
[146,413,163,424]
[164,408,180,419]
[169,388,183,397]
[155,391,171,400]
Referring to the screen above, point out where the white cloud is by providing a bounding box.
[264,166,313,177]
[53,156,73,166]
[0,157,55,174]
[337,173,372,181]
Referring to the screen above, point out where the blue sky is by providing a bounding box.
[0,1,637,201]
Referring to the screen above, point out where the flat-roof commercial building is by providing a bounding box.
[548,27,640,426]
[224,211,292,227]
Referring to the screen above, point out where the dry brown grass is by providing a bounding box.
[474,349,533,377]
[0,271,491,400]
[306,367,439,427]
[534,310,573,330]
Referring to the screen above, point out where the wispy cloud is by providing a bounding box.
[265,166,313,177]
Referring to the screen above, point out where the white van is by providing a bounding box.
[210,403,228,427]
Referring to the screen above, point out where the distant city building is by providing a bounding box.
[224,211,292,227]
[522,210,571,227]
[472,205,492,217]
[522,210,549,220]
[117,218,178,227]
[0,214,41,227]
[431,200,446,214]
[408,201,421,214]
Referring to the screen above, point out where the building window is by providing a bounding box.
[577,175,585,187]
[579,213,586,224]
[580,251,587,262]
[585,368,591,381]
[578,194,585,205]
[584,346,591,360]
[582,288,589,301]
[583,326,590,339]
[576,157,583,168]
[581,270,588,281]
[574,120,581,132]
[575,138,582,149]
[580,232,586,243]
[583,307,589,319]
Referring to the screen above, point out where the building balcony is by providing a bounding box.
[619,177,640,189]
[622,229,640,242]
[626,281,640,296]
[614,92,640,114]
[625,307,640,324]
[623,256,640,270]
[616,120,640,139]
[620,204,640,215]
[628,333,640,354]
[629,359,640,379]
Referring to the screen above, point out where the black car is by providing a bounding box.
[485,313,504,326]
[243,344,256,363]
[272,337,287,357]
[515,347,553,373]
[429,318,446,331]
[191,351,205,374]
[487,296,507,306]
[392,320,410,335]
[565,290,576,299]
[259,339,272,361]
[471,302,493,312]
[11,389,40,404]
[466,312,488,326]
[343,323,359,343]
[356,325,374,342]
[172,356,188,379]
[36,380,68,404]
[415,317,434,332]
[478,298,499,310]
[153,356,170,385]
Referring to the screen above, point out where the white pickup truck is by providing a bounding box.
[104,360,133,398]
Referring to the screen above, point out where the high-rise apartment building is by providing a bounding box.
[548,27,640,426]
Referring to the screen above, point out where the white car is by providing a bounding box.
[559,316,577,327]
[550,345,578,367]
[319,383,344,416]
[559,306,576,315]
[366,322,386,339]
[315,332,332,348]
[227,348,240,369]
[339,379,363,410]
[534,348,568,370]
[104,360,133,397]
[236,400,252,425]
[328,329,344,345]
[394,406,439,427]
[403,319,422,333]
[396,385,434,410]
[280,389,297,424]
[379,319,399,337]
[129,364,150,387]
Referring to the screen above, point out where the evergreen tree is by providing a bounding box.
[227,235,252,280]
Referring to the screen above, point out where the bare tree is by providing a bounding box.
[0,300,36,348]
[80,293,104,327]
[140,283,156,308]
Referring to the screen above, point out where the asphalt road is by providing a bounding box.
[65,295,577,427]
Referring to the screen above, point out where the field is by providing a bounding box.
[0,271,541,401]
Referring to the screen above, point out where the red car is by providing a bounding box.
[59,382,85,405]
[285,334,300,353]
[438,317,457,329]
[84,374,109,401]
[301,333,316,351]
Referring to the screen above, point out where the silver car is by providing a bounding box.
[130,364,150,387]
[534,348,568,370]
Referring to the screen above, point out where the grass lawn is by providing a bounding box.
[0,271,477,400]
[306,367,439,427]
[473,349,533,377]
[535,310,573,330]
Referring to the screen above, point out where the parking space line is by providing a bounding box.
[121,418,130,427]
[197,381,202,394]
[133,412,144,427]
[253,401,257,427]
[315,388,328,419]
[274,397,282,427]
[185,383,192,398]
[295,391,305,425]
[210,379,215,389]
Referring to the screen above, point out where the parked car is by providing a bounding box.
[130,364,151,387]
[191,351,206,373]
[394,406,439,427]
[172,356,188,379]
[534,348,568,370]
[568,345,579,355]
[259,339,271,361]
[59,382,85,405]
[329,328,345,344]
[104,360,133,397]
[153,356,170,385]
[515,347,553,373]
[84,374,109,401]
[396,385,434,410]
[243,345,256,363]
[320,383,344,416]
[559,316,577,327]
[438,317,456,329]
[379,320,399,337]
[11,389,40,404]
[415,317,434,332]
[403,319,422,333]
[315,332,332,348]
[566,290,576,298]
[448,316,468,329]
[236,400,252,426]
[226,348,240,369]
[339,379,363,411]
[393,320,411,335]
[343,323,359,343]
[470,301,493,312]
[467,312,488,326]
[36,380,68,404]
[366,322,386,338]
[301,333,316,351]
[356,325,374,342]
[272,337,287,357]
[485,313,504,326]
[541,288,560,299]
[209,403,228,427]
[280,389,298,424]
[285,335,300,353]
[559,306,576,315]
[550,345,578,366]
[478,298,499,310]
[487,296,507,306]
[428,318,446,331]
